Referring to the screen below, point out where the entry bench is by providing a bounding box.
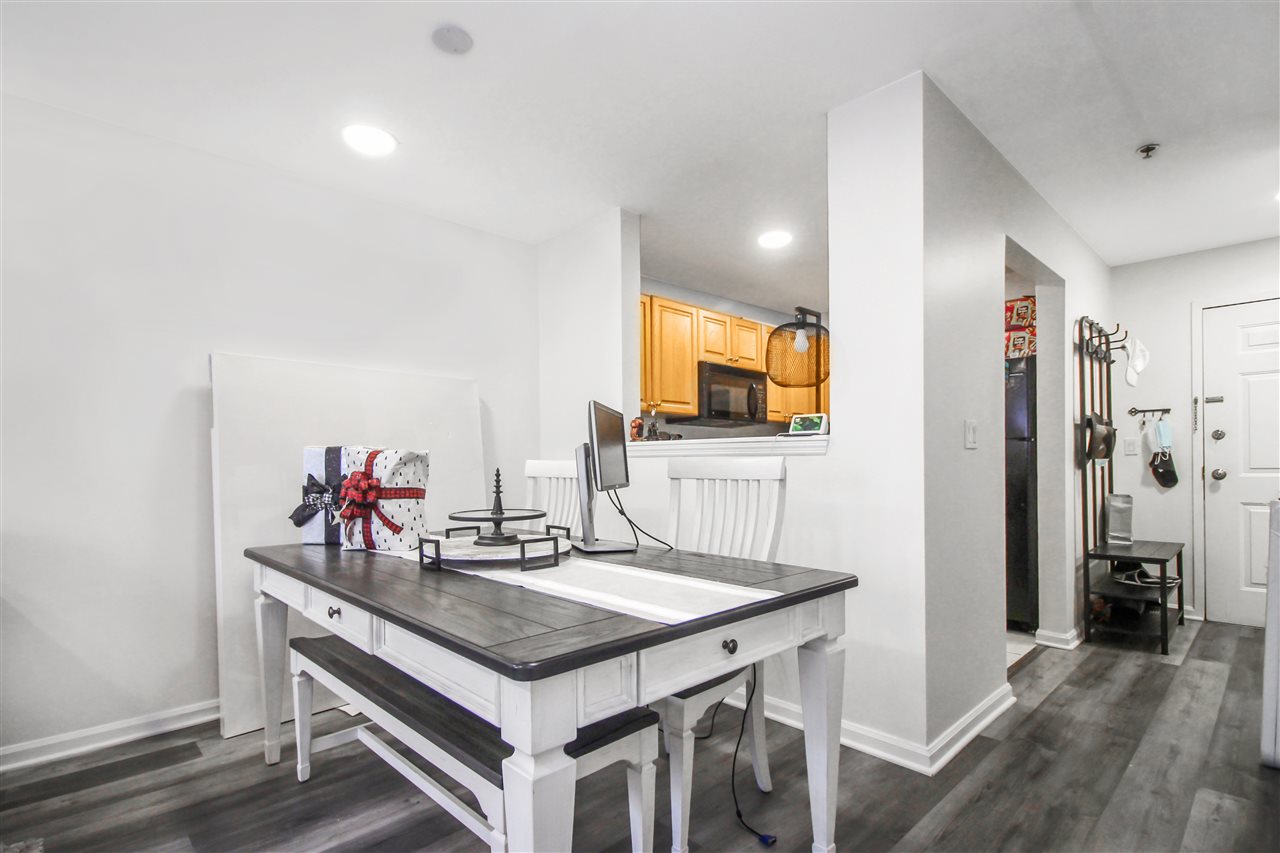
[289,636,659,853]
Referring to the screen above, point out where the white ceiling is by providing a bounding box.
[4,2,1276,313]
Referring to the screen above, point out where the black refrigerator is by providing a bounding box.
[1005,357,1038,631]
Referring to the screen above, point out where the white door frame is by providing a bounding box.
[1190,292,1279,622]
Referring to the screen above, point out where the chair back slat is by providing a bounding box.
[524,459,580,535]
[667,457,787,561]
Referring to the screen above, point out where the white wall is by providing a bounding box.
[920,75,1112,740]
[1110,237,1280,616]
[0,96,542,753]
[641,277,793,328]
[535,208,641,456]
[620,74,1115,773]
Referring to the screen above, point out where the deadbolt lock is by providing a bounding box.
[1211,468,1228,481]
[1211,429,1226,440]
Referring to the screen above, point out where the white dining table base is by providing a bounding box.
[254,568,848,853]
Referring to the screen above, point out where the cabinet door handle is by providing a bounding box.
[722,638,738,655]
[327,606,341,619]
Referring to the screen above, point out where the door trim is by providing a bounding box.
[1190,292,1280,622]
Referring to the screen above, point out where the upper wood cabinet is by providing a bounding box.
[731,317,765,371]
[697,309,732,365]
[698,309,764,370]
[645,296,698,416]
[639,294,651,410]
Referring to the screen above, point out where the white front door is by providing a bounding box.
[1203,298,1280,627]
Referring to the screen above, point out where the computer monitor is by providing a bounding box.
[588,401,629,492]
[573,401,636,553]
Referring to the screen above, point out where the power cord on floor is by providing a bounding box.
[731,664,777,847]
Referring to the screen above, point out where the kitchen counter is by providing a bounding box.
[627,434,829,457]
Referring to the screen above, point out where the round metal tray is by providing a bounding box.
[426,529,570,569]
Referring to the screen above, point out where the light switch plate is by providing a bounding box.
[964,419,978,449]
[1123,437,1139,456]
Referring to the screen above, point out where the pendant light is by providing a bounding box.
[765,306,830,388]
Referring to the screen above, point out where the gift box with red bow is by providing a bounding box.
[338,447,429,551]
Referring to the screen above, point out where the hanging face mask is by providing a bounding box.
[1146,416,1178,488]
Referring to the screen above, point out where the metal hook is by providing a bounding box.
[1110,330,1129,344]
[1088,323,1120,342]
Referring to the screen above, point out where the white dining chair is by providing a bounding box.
[524,459,581,536]
[659,456,787,853]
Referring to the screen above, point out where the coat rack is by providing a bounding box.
[1077,315,1128,643]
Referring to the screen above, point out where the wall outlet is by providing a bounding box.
[1123,437,1139,456]
[964,419,978,449]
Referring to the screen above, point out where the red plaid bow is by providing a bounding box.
[338,450,425,549]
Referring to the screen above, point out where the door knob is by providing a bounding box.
[722,638,738,655]
[1211,429,1226,440]
[1211,468,1227,481]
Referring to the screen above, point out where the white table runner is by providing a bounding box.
[383,552,778,624]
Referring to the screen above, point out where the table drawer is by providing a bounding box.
[639,608,799,704]
[306,589,374,652]
[375,622,501,724]
[259,567,307,610]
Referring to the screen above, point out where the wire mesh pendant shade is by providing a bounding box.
[766,308,830,388]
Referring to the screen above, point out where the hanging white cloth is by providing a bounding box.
[1122,338,1150,387]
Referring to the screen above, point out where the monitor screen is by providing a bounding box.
[588,401,629,491]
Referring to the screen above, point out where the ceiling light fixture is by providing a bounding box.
[342,124,397,157]
[758,230,793,249]
[432,24,474,55]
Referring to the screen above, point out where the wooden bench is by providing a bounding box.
[290,636,658,853]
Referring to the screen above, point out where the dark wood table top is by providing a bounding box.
[245,544,858,681]
[1087,540,1185,563]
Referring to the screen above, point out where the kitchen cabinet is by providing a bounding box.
[731,317,765,371]
[696,309,732,364]
[641,296,827,422]
[639,294,651,410]
[697,309,763,369]
[767,377,816,423]
[644,296,699,416]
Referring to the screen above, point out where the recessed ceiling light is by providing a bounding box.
[342,125,397,157]
[432,24,473,55]
[758,230,793,249]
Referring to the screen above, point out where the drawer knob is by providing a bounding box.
[722,638,738,655]
[327,606,342,619]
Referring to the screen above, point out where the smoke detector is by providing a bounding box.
[432,25,473,55]
[1136,143,1161,159]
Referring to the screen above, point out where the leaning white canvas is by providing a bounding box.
[210,353,484,739]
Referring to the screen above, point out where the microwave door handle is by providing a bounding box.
[747,383,759,420]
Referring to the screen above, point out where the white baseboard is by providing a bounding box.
[729,682,1015,777]
[1035,626,1082,650]
[0,699,220,773]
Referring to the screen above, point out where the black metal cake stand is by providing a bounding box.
[448,468,546,547]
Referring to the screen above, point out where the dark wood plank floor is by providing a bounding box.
[2,622,1276,852]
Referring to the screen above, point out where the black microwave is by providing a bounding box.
[669,361,768,427]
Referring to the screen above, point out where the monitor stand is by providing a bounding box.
[572,443,637,554]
